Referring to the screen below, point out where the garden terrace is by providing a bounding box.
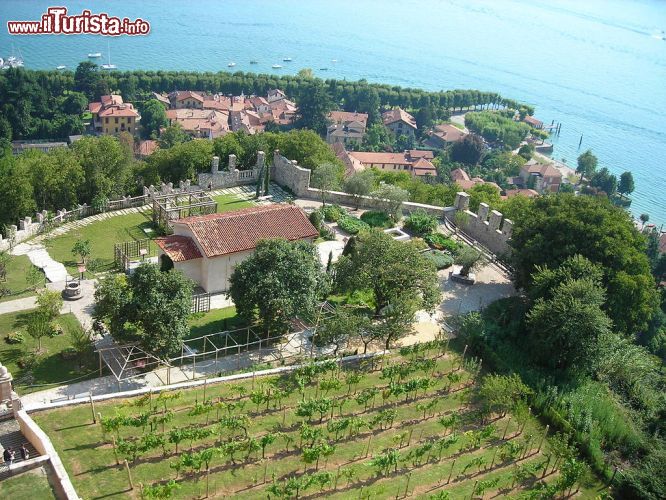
[34,344,604,499]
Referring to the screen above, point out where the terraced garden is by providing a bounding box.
[34,342,604,499]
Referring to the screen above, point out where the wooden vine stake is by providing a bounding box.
[447,459,456,484]
[89,393,96,424]
[124,459,134,490]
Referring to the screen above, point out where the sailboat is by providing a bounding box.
[101,43,116,70]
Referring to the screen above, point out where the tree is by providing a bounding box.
[450,134,485,165]
[454,246,483,277]
[71,238,91,265]
[36,289,63,322]
[510,194,659,334]
[157,124,190,149]
[316,307,370,355]
[311,162,341,206]
[141,99,168,139]
[373,293,418,349]
[618,171,635,197]
[370,184,409,220]
[576,149,597,178]
[70,326,92,368]
[343,170,374,209]
[527,276,612,372]
[478,374,532,417]
[296,81,333,135]
[589,167,617,196]
[74,61,105,100]
[297,68,314,79]
[335,230,440,315]
[62,92,88,115]
[27,311,52,352]
[94,264,193,357]
[228,239,326,334]
[639,213,649,228]
[517,143,534,160]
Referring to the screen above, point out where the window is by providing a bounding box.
[115,127,118,133]
[105,117,109,124]
[115,117,119,124]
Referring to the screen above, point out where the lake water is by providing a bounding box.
[2,0,665,225]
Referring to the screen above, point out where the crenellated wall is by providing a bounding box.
[447,192,513,257]
[197,151,265,189]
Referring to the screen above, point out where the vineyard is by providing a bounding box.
[34,342,604,499]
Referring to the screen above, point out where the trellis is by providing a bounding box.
[96,343,171,385]
[114,239,153,271]
[152,191,217,233]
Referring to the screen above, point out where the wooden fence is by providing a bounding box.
[113,239,153,271]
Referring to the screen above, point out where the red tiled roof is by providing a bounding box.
[412,157,437,176]
[524,115,543,128]
[175,91,204,102]
[407,150,434,160]
[89,102,102,114]
[98,105,140,118]
[155,235,203,262]
[504,188,539,199]
[173,205,318,258]
[382,108,417,129]
[451,168,471,182]
[136,140,158,157]
[328,111,368,126]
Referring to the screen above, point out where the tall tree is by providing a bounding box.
[141,99,168,139]
[94,264,193,357]
[335,230,440,315]
[295,81,333,135]
[229,239,327,334]
[510,194,658,334]
[343,170,374,209]
[576,149,598,178]
[370,184,409,220]
[618,171,635,197]
[450,134,485,165]
[74,61,104,101]
[311,162,342,206]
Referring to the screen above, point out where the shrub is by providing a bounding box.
[49,324,64,337]
[410,238,429,251]
[425,233,461,253]
[309,210,323,231]
[424,250,454,270]
[337,215,370,235]
[5,331,25,344]
[360,211,393,228]
[321,204,347,222]
[17,355,36,369]
[404,210,438,236]
[319,226,336,241]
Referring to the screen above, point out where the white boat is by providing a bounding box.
[88,52,102,58]
[2,46,24,69]
[331,59,338,63]
[282,57,292,62]
[272,64,283,69]
[56,65,66,70]
[228,62,236,67]
[100,43,116,70]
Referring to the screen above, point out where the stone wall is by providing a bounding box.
[15,409,80,499]
[447,192,513,257]
[197,152,264,189]
[271,150,311,197]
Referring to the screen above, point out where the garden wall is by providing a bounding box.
[15,409,80,500]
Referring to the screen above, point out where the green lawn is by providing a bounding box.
[0,467,58,499]
[187,306,246,351]
[214,193,255,213]
[0,310,94,394]
[34,347,605,499]
[0,254,41,303]
[45,211,154,277]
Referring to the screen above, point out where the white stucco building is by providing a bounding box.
[155,204,318,293]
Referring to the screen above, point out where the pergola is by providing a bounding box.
[96,343,171,385]
[152,191,217,232]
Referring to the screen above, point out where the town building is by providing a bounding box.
[169,90,205,109]
[326,111,368,146]
[88,95,140,136]
[165,109,230,138]
[450,168,501,192]
[523,115,544,129]
[155,204,318,293]
[425,123,467,149]
[518,159,562,193]
[382,108,417,140]
[135,140,159,159]
[335,147,437,178]
[11,140,67,155]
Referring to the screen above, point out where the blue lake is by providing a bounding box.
[2,0,665,224]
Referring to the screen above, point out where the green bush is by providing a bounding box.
[360,210,393,228]
[309,210,323,231]
[404,210,438,236]
[337,215,370,235]
[5,331,25,344]
[425,233,461,253]
[424,250,454,270]
[321,204,347,222]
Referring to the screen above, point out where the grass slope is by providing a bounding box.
[213,193,255,214]
[0,254,40,303]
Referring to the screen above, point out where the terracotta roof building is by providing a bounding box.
[335,148,437,178]
[165,109,230,138]
[519,159,562,193]
[382,108,417,140]
[326,111,368,146]
[155,204,318,292]
[88,95,140,136]
[426,123,467,148]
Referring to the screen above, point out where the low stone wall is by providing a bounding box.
[197,152,265,190]
[15,409,80,500]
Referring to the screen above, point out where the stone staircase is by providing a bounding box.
[0,418,40,481]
